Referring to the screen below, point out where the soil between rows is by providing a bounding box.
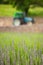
[0,17,43,32]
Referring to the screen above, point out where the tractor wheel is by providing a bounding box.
[32,18,35,23]
[13,19,21,26]
[27,22,32,26]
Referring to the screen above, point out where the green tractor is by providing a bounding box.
[13,12,35,26]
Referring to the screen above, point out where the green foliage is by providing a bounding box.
[0,5,43,17]
[11,0,43,15]
[0,0,11,4]
[0,0,43,15]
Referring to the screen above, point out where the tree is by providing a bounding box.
[0,0,3,4]
[0,0,43,14]
[11,0,31,16]
[0,0,9,4]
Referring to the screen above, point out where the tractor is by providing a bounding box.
[13,12,35,26]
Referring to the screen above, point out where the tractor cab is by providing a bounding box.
[13,12,25,18]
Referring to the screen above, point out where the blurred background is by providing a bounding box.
[0,0,43,17]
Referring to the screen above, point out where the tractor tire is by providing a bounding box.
[27,22,32,26]
[13,19,21,26]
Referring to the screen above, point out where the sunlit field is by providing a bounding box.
[0,32,43,65]
[0,5,43,17]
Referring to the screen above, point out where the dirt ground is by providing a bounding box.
[0,17,43,32]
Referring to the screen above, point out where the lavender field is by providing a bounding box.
[0,32,43,65]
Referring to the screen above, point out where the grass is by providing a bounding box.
[0,4,43,17]
[29,7,43,17]
[0,32,43,65]
[0,4,16,17]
